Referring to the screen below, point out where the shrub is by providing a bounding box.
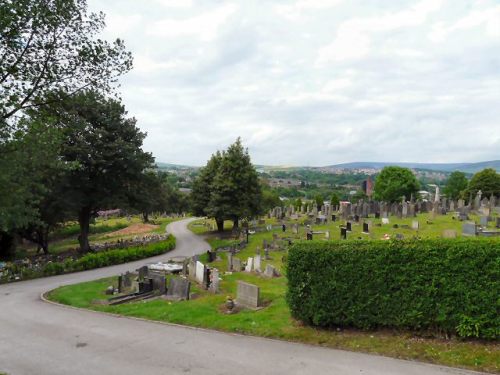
[287,239,500,339]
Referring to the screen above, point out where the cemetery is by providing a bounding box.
[46,195,500,373]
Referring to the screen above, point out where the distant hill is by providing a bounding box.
[325,160,500,173]
[157,160,500,174]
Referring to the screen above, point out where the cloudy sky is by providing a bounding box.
[88,0,500,166]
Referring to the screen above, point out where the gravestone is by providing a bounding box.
[236,281,261,309]
[346,222,352,231]
[166,278,190,301]
[381,218,390,225]
[195,261,205,284]
[331,214,336,222]
[340,227,347,240]
[232,257,241,272]
[412,220,419,230]
[210,268,219,293]
[362,222,369,233]
[150,274,166,294]
[138,265,149,280]
[395,233,404,240]
[325,230,330,239]
[227,253,233,271]
[264,264,277,278]
[254,254,261,272]
[245,257,253,272]
[480,216,488,227]
[187,259,196,281]
[442,229,457,238]
[292,224,299,234]
[462,222,477,237]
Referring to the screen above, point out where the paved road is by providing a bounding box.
[0,218,482,375]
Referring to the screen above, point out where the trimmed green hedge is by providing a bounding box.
[1,236,175,283]
[287,239,500,339]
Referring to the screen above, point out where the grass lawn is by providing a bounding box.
[48,212,499,374]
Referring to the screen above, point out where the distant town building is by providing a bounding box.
[267,178,302,188]
[361,176,374,197]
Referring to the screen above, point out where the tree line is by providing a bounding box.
[0,0,186,258]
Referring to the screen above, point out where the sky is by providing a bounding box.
[88,0,500,166]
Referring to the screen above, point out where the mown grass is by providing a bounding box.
[48,212,499,373]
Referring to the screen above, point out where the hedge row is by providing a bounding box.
[287,239,499,339]
[3,236,176,282]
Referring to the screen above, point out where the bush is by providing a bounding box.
[287,239,500,339]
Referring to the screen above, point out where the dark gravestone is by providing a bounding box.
[340,227,347,240]
[306,232,313,240]
[139,278,153,294]
[375,212,380,219]
[166,278,191,301]
[354,215,360,223]
[346,222,352,232]
[395,233,404,240]
[331,214,336,222]
[138,265,149,280]
[282,224,286,232]
[362,222,369,233]
[150,274,166,294]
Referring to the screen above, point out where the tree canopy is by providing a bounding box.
[0,0,132,123]
[373,166,420,202]
[191,138,262,231]
[443,171,468,200]
[467,168,500,199]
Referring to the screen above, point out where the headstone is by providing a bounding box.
[462,222,477,237]
[245,257,253,272]
[138,265,148,280]
[187,260,196,280]
[362,222,369,233]
[411,220,419,230]
[236,281,261,309]
[292,224,299,234]
[254,254,261,272]
[166,278,190,301]
[480,216,488,227]
[264,264,277,278]
[340,227,347,240]
[381,218,390,225]
[346,222,352,231]
[227,253,233,271]
[232,257,241,272]
[442,229,457,238]
[331,214,336,222]
[325,230,330,239]
[210,268,219,293]
[395,233,404,240]
[150,274,166,294]
[195,261,205,284]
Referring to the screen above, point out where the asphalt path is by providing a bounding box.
[0,218,482,375]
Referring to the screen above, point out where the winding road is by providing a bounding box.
[0,218,482,375]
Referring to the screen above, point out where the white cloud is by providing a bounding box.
[85,0,500,165]
[147,4,237,41]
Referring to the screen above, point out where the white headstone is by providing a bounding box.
[245,257,253,272]
[254,255,261,272]
[382,218,390,225]
[195,261,205,284]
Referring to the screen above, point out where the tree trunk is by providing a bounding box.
[142,212,149,223]
[78,206,92,253]
[36,228,49,255]
[216,218,224,232]
[232,218,239,229]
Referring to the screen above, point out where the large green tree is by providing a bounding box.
[0,0,132,123]
[466,168,500,199]
[47,91,154,252]
[191,139,262,231]
[443,171,468,200]
[373,166,419,202]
